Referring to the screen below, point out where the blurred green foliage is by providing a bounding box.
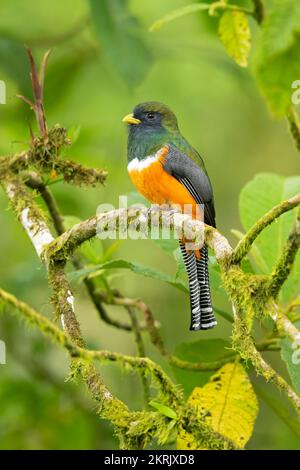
[0,0,300,449]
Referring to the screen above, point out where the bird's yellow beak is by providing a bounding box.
[122,113,141,125]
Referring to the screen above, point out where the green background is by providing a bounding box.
[0,0,299,449]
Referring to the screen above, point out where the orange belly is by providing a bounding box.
[127,149,199,217]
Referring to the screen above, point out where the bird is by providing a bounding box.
[122,101,216,331]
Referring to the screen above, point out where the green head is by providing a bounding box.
[123,101,181,161]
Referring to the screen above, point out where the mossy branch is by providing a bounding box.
[0,287,239,449]
[1,47,299,448]
[101,290,234,371]
[268,208,300,298]
[44,207,232,264]
[0,175,135,439]
[25,172,144,332]
[268,301,300,344]
[231,194,300,265]
[232,313,300,413]
[1,171,240,447]
[0,126,107,187]
[40,200,300,413]
[4,169,300,407]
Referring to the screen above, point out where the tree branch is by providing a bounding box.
[25,172,143,332]
[231,194,300,265]
[45,207,232,264]
[1,286,239,449]
[1,175,134,435]
[232,311,300,414]
[268,208,300,298]
[107,291,235,371]
[0,287,180,406]
[268,301,300,344]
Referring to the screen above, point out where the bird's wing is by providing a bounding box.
[163,144,216,227]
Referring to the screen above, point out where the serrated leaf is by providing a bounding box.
[149,400,177,420]
[177,363,258,449]
[89,0,152,87]
[239,173,300,301]
[149,3,210,32]
[173,339,233,396]
[254,0,300,116]
[280,337,300,394]
[68,258,188,293]
[218,11,251,67]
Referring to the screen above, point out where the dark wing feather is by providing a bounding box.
[163,144,216,227]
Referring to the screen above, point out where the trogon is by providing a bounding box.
[123,102,216,331]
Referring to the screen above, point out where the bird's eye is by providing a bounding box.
[147,112,155,120]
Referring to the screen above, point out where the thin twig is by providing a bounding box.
[269,301,300,344]
[126,305,150,404]
[287,107,300,154]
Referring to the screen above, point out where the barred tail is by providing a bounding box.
[179,241,201,330]
[179,242,217,331]
[196,245,217,330]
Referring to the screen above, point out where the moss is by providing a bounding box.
[180,407,238,450]
[222,264,269,329]
[0,125,107,187]
[268,220,300,298]
[48,262,84,347]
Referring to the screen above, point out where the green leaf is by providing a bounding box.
[254,383,300,439]
[79,239,103,264]
[149,3,210,32]
[126,191,149,208]
[149,400,177,420]
[62,215,82,230]
[68,258,188,293]
[152,236,178,254]
[67,126,81,145]
[177,363,258,449]
[102,240,124,262]
[239,173,300,301]
[254,1,300,116]
[173,339,233,396]
[208,255,223,291]
[281,337,300,394]
[89,0,152,87]
[231,228,269,273]
[218,10,251,67]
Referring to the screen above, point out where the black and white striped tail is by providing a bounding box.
[179,242,217,331]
